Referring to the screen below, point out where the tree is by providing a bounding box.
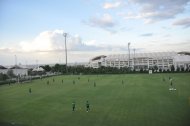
[153,65,158,72]
[55,64,61,72]
[176,66,180,72]
[170,65,175,72]
[28,69,33,76]
[140,68,144,73]
[43,65,51,72]
[185,65,189,72]
[7,69,15,78]
[181,66,184,72]
[0,73,8,81]
[159,68,162,73]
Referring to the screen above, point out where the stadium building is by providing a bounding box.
[88,52,190,71]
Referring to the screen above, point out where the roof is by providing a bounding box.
[10,65,23,69]
[106,52,177,60]
[178,51,190,55]
[0,65,7,69]
[91,55,107,61]
[32,67,44,72]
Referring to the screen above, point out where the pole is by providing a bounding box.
[128,43,130,71]
[36,60,38,69]
[134,48,135,70]
[63,33,68,74]
[15,55,17,66]
[15,55,19,83]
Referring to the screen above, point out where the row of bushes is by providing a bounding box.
[0,73,60,86]
[0,80,16,85]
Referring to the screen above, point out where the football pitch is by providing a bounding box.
[0,73,190,126]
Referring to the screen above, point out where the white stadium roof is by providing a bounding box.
[106,52,177,60]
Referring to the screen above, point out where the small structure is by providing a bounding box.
[149,70,153,74]
[32,67,44,72]
[32,67,45,75]
[0,65,8,74]
[10,65,28,76]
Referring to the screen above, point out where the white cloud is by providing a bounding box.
[121,0,190,23]
[103,1,121,9]
[90,14,115,27]
[84,13,117,33]
[1,29,189,65]
[84,40,97,46]
[140,33,153,37]
[0,29,131,65]
[0,29,129,53]
[18,30,99,52]
[173,17,190,27]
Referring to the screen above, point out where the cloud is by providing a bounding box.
[83,13,117,33]
[123,0,190,23]
[1,29,189,65]
[0,29,129,53]
[0,29,131,65]
[173,17,190,28]
[163,34,171,38]
[162,41,190,51]
[140,33,153,36]
[103,1,121,9]
[19,30,103,52]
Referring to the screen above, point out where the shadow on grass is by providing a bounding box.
[0,122,26,126]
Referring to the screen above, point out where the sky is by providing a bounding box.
[0,0,190,66]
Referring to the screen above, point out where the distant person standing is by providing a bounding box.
[29,88,32,93]
[169,78,174,91]
[170,78,173,88]
[162,77,165,82]
[170,79,173,86]
[72,101,76,111]
[73,80,75,85]
[94,82,96,87]
[86,101,90,112]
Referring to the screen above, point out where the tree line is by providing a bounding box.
[1,64,189,82]
[39,64,190,75]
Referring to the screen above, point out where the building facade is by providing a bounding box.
[88,52,190,71]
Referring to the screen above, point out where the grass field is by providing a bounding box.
[0,73,190,126]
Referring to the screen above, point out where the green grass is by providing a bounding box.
[0,73,190,126]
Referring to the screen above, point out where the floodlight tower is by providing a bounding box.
[36,60,39,69]
[15,55,17,66]
[133,48,136,70]
[63,33,68,74]
[15,55,19,83]
[128,42,131,70]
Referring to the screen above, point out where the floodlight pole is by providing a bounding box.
[15,55,17,66]
[134,48,135,70]
[15,55,19,83]
[63,33,68,74]
[128,42,130,71]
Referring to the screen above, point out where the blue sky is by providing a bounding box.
[0,0,190,65]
